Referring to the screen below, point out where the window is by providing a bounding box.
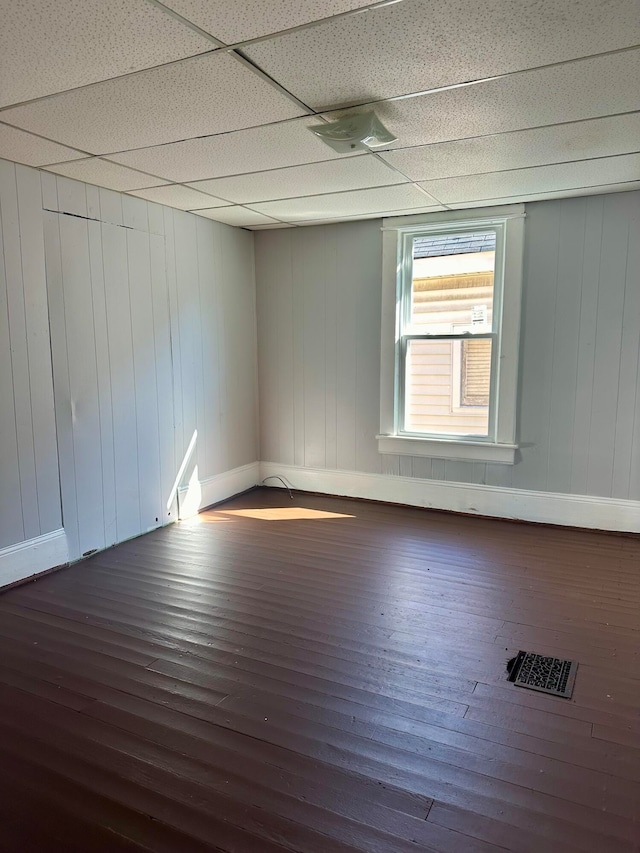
[379,206,525,464]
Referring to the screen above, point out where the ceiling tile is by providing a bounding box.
[192,207,283,227]
[293,208,443,226]
[43,158,169,191]
[161,0,374,43]
[245,0,640,109]
[130,185,229,210]
[328,50,640,151]
[248,184,441,221]
[381,114,640,182]
[251,223,297,230]
[445,182,640,209]
[417,154,640,205]
[0,0,214,108]
[188,154,407,203]
[0,123,86,167]
[107,118,358,183]
[1,53,306,154]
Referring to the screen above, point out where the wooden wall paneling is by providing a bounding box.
[149,230,176,524]
[126,226,163,532]
[255,230,280,465]
[122,195,149,232]
[217,223,258,472]
[266,229,297,465]
[172,212,200,494]
[290,227,307,469]
[484,462,513,488]
[545,198,586,495]
[102,221,142,543]
[350,221,383,475]
[471,462,487,485]
[381,454,400,476]
[398,457,413,477]
[191,222,207,480]
[43,210,79,558]
[87,219,117,546]
[570,196,604,495]
[275,231,295,467]
[147,202,165,237]
[58,213,105,556]
[97,188,124,228]
[85,185,101,221]
[618,201,640,500]
[0,163,25,548]
[431,459,446,480]
[334,227,358,473]
[0,161,40,540]
[324,228,339,471]
[163,207,183,516]
[254,191,640,503]
[512,200,560,493]
[55,176,87,218]
[444,460,476,484]
[16,166,61,536]
[587,193,635,497]
[195,217,219,477]
[410,458,433,480]
[39,171,58,212]
[300,228,328,470]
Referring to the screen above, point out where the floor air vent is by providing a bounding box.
[507,651,578,699]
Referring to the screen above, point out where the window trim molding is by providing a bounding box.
[379,204,525,465]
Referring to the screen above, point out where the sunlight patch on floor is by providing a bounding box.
[216,507,355,521]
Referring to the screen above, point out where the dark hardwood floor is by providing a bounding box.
[0,488,638,852]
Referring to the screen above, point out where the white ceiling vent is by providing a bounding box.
[308,110,397,154]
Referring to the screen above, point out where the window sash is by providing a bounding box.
[398,333,497,440]
[395,224,506,444]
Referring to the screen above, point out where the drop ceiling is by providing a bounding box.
[1,0,638,229]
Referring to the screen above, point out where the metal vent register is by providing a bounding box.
[507,651,578,699]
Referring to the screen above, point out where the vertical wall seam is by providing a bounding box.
[0,166,25,540]
[98,196,119,543]
[584,199,605,495]
[544,201,563,492]
[124,227,142,532]
[14,168,41,534]
[86,214,106,545]
[40,177,65,537]
[611,220,632,498]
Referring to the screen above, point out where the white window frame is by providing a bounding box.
[378,205,525,465]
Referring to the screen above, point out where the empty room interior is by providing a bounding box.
[1,1,639,850]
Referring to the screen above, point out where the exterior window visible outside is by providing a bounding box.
[379,206,525,464]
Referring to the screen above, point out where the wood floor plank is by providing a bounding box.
[0,487,638,852]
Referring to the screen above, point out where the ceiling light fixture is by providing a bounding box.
[308,110,397,153]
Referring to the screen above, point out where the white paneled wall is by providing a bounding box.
[1,159,258,573]
[257,223,382,475]
[255,191,640,501]
[41,173,258,561]
[0,161,61,549]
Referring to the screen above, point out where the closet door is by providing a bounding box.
[44,211,172,561]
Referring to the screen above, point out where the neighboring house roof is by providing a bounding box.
[413,232,496,258]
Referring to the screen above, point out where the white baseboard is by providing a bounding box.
[0,528,69,589]
[259,462,640,533]
[178,461,261,519]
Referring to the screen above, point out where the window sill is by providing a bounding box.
[376,435,517,464]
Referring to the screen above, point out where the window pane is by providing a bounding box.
[410,232,496,335]
[404,338,491,436]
